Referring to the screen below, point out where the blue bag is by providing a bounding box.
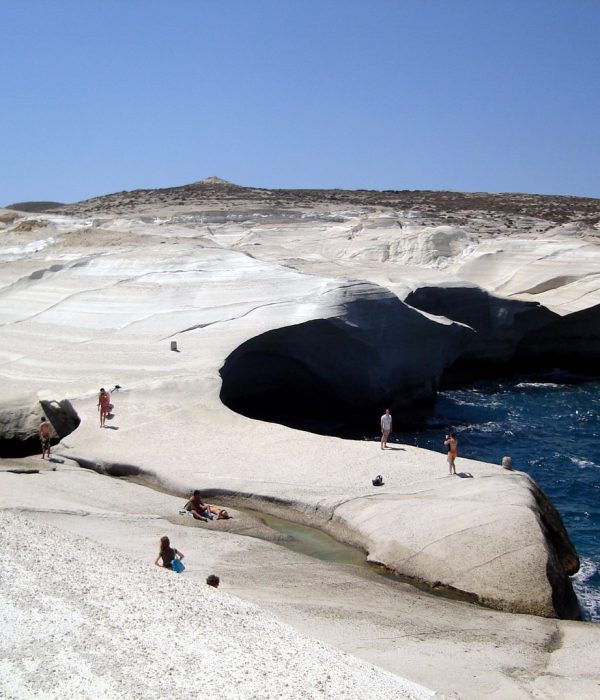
[171,557,185,573]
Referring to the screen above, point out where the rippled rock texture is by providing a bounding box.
[1,179,598,616]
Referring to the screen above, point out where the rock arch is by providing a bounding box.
[0,398,80,458]
[220,308,470,436]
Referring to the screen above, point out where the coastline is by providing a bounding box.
[58,402,580,621]
[2,457,600,699]
[2,194,600,696]
[396,377,600,621]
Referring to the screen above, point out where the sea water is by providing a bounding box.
[395,378,600,622]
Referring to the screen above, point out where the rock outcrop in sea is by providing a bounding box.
[1,180,599,618]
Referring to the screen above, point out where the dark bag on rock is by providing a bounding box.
[372,474,384,486]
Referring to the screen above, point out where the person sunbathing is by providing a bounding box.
[184,491,231,521]
[207,505,230,520]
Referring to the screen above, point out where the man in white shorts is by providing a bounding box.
[380,408,392,449]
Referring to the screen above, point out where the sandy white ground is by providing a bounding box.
[0,205,596,616]
[0,509,435,700]
[2,464,600,699]
[2,200,600,697]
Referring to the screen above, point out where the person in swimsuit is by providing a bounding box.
[380,409,392,449]
[444,432,458,475]
[207,505,230,520]
[98,388,111,427]
[154,535,184,571]
[38,416,53,459]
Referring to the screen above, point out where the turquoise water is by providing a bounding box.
[395,378,600,622]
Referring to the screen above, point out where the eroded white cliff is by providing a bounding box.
[1,187,597,618]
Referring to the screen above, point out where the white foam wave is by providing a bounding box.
[568,456,599,470]
[515,382,560,389]
[574,558,598,583]
[442,397,480,407]
[572,558,600,622]
[458,422,505,434]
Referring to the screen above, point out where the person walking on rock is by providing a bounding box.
[38,416,53,459]
[444,432,458,475]
[98,387,111,427]
[380,409,392,449]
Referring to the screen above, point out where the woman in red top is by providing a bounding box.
[98,388,111,427]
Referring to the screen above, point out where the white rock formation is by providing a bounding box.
[0,186,598,622]
[0,510,434,700]
[3,466,599,699]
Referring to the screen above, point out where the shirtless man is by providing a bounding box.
[380,409,392,449]
[187,490,210,521]
[38,417,53,459]
[444,432,458,475]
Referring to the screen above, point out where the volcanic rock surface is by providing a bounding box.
[1,181,599,620]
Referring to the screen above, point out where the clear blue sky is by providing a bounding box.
[1,0,599,204]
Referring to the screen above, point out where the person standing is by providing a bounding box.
[98,387,111,427]
[380,409,392,449]
[38,416,53,459]
[444,432,458,475]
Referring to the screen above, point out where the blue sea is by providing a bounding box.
[396,378,600,622]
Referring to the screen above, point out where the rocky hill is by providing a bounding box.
[4,200,65,213]
[33,178,600,236]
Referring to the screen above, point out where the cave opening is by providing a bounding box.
[218,314,599,440]
[0,399,81,459]
[0,436,63,459]
[219,320,397,438]
[220,350,363,437]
